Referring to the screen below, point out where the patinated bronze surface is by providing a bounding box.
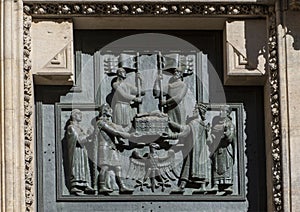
[63,109,95,195]
[61,52,240,197]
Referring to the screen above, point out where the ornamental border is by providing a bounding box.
[23,2,282,211]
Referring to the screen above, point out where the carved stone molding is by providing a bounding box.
[24,14,34,212]
[23,3,269,16]
[22,2,282,211]
[268,8,283,211]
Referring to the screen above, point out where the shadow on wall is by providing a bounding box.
[287,29,300,50]
[244,19,268,72]
[285,10,300,50]
[243,19,267,212]
[225,19,268,77]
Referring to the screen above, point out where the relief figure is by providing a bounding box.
[154,68,188,124]
[164,103,210,192]
[64,109,94,195]
[208,105,236,194]
[96,103,134,194]
[112,68,143,128]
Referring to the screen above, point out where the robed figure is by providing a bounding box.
[165,103,210,192]
[112,68,142,128]
[64,109,94,195]
[154,68,188,125]
[209,105,236,194]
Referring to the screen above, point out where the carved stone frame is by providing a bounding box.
[23,2,282,211]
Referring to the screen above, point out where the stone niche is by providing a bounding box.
[35,26,266,211]
[0,0,283,211]
[23,2,273,212]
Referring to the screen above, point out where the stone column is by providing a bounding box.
[0,0,26,211]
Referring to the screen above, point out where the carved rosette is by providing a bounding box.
[23,2,282,211]
[23,14,34,212]
[23,3,269,16]
[268,7,283,212]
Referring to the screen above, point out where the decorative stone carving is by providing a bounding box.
[128,143,177,193]
[24,14,34,212]
[46,47,68,68]
[31,19,74,85]
[22,2,283,211]
[224,20,267,85]
[268,7,283,212]
[23,3,269,16]
[290,0,300,10]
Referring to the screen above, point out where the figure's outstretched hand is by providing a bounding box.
[159,100,167,108]
[86,127,95,142]
[129,133,146,147]
[133,97,142,103]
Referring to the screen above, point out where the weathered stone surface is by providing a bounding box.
[32,19,74,85]
[0,0,26,211]
[284,11,300,212]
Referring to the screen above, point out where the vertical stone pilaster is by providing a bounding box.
[276,0,300,211]
[0,0,26,211]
